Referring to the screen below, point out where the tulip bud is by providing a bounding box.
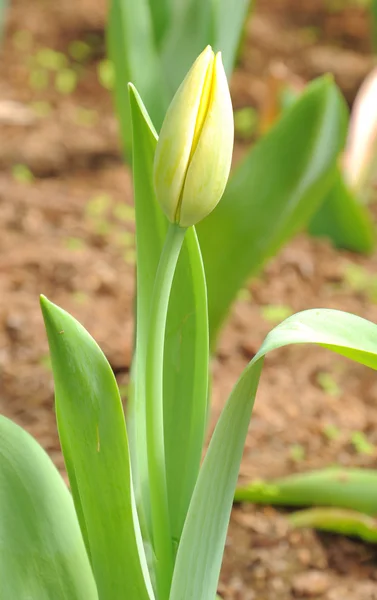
[153,46,234,227]
[343,66,377,203]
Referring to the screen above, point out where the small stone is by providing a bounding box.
[292,570,331,597]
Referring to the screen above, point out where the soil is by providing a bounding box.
[1,1,377,598]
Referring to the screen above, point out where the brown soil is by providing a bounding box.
[1,1,377,598]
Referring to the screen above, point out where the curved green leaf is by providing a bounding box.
[40,296,153,600]
[129,85,209,549]
[161,0,251,96]
[235,467,377,515]
[108,0,167,157]
[213,0,251,76]
[170,309,377,600]
[290,507,377,544]
[197,76,348,345]
[309,168,375,253]
[0,415,97,600]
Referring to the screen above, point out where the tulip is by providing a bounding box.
[343,66,377,203]
[153,45,234,227]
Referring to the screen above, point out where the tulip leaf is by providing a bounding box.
[108,0,167,156]
[0,415,98,600]
[40,296,154,600]
[161,0,213,97]
[161,0,251,96]
[146,0,171,49]
[308,167,375,253]
[290,508,377,544]
[197,76,347,345]
[170,308,377,600]
[213,0,252,76]
[235,467,377,516]
[129,86,209,548]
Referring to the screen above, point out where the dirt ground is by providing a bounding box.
[1,1,377,598]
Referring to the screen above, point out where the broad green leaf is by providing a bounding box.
[235,467,377,516]
[170,308,377,600]
[197,76,348,345]
[129,87,209,548]
[107,0,167,157]
[40,296,154,600]
[161,0,213,97]
[146,0,171,49]
[213,0,251,76]
[309,167,375,253]
[0,415,97,600]
[161,0,251,96]
[290,508,377,544]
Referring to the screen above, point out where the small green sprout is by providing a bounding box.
[289,444,306,463]
[112,203,135,223]
[74,108,98,127]
[261,304,293,324]
[351,431,375,455]
[68,40,92,62]
[234,107,258,140]
[55,69,78,95]
[12,164,34,184]
[86,194,111,218]
[114,232,134,249]
[343,263,377,301]
[322,423,341,441]
[97,59,115,90]
[36,48,67,71]
[64,238,86,251]
[12,30,33,52]
[29,68,49,91]
[316,371,341,396]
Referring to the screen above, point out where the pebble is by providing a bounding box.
[292,570,331,597]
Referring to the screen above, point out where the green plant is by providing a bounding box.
[3,47,377,599]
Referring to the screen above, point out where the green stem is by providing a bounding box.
[145,222,187,599]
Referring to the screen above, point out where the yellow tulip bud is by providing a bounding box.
[153,46,234,227]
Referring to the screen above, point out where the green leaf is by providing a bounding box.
[170,308,377,600]
[213,0,251,76]
[0,415,98,600]
[235,467,377,516]
[161,0,213,96]
[129,86,209,548]
[290,507,377,544]
[40,296,154,600]
[146,0,171,49]
[197,76,347,345]
[161,0,251,96]
[308,167,375,253]
[107,0,167,157]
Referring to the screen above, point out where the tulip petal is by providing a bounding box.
[153,46,214,222]
[179,52,234,227]
[343,66,377,200]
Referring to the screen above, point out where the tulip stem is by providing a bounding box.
[145,221,187,599]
